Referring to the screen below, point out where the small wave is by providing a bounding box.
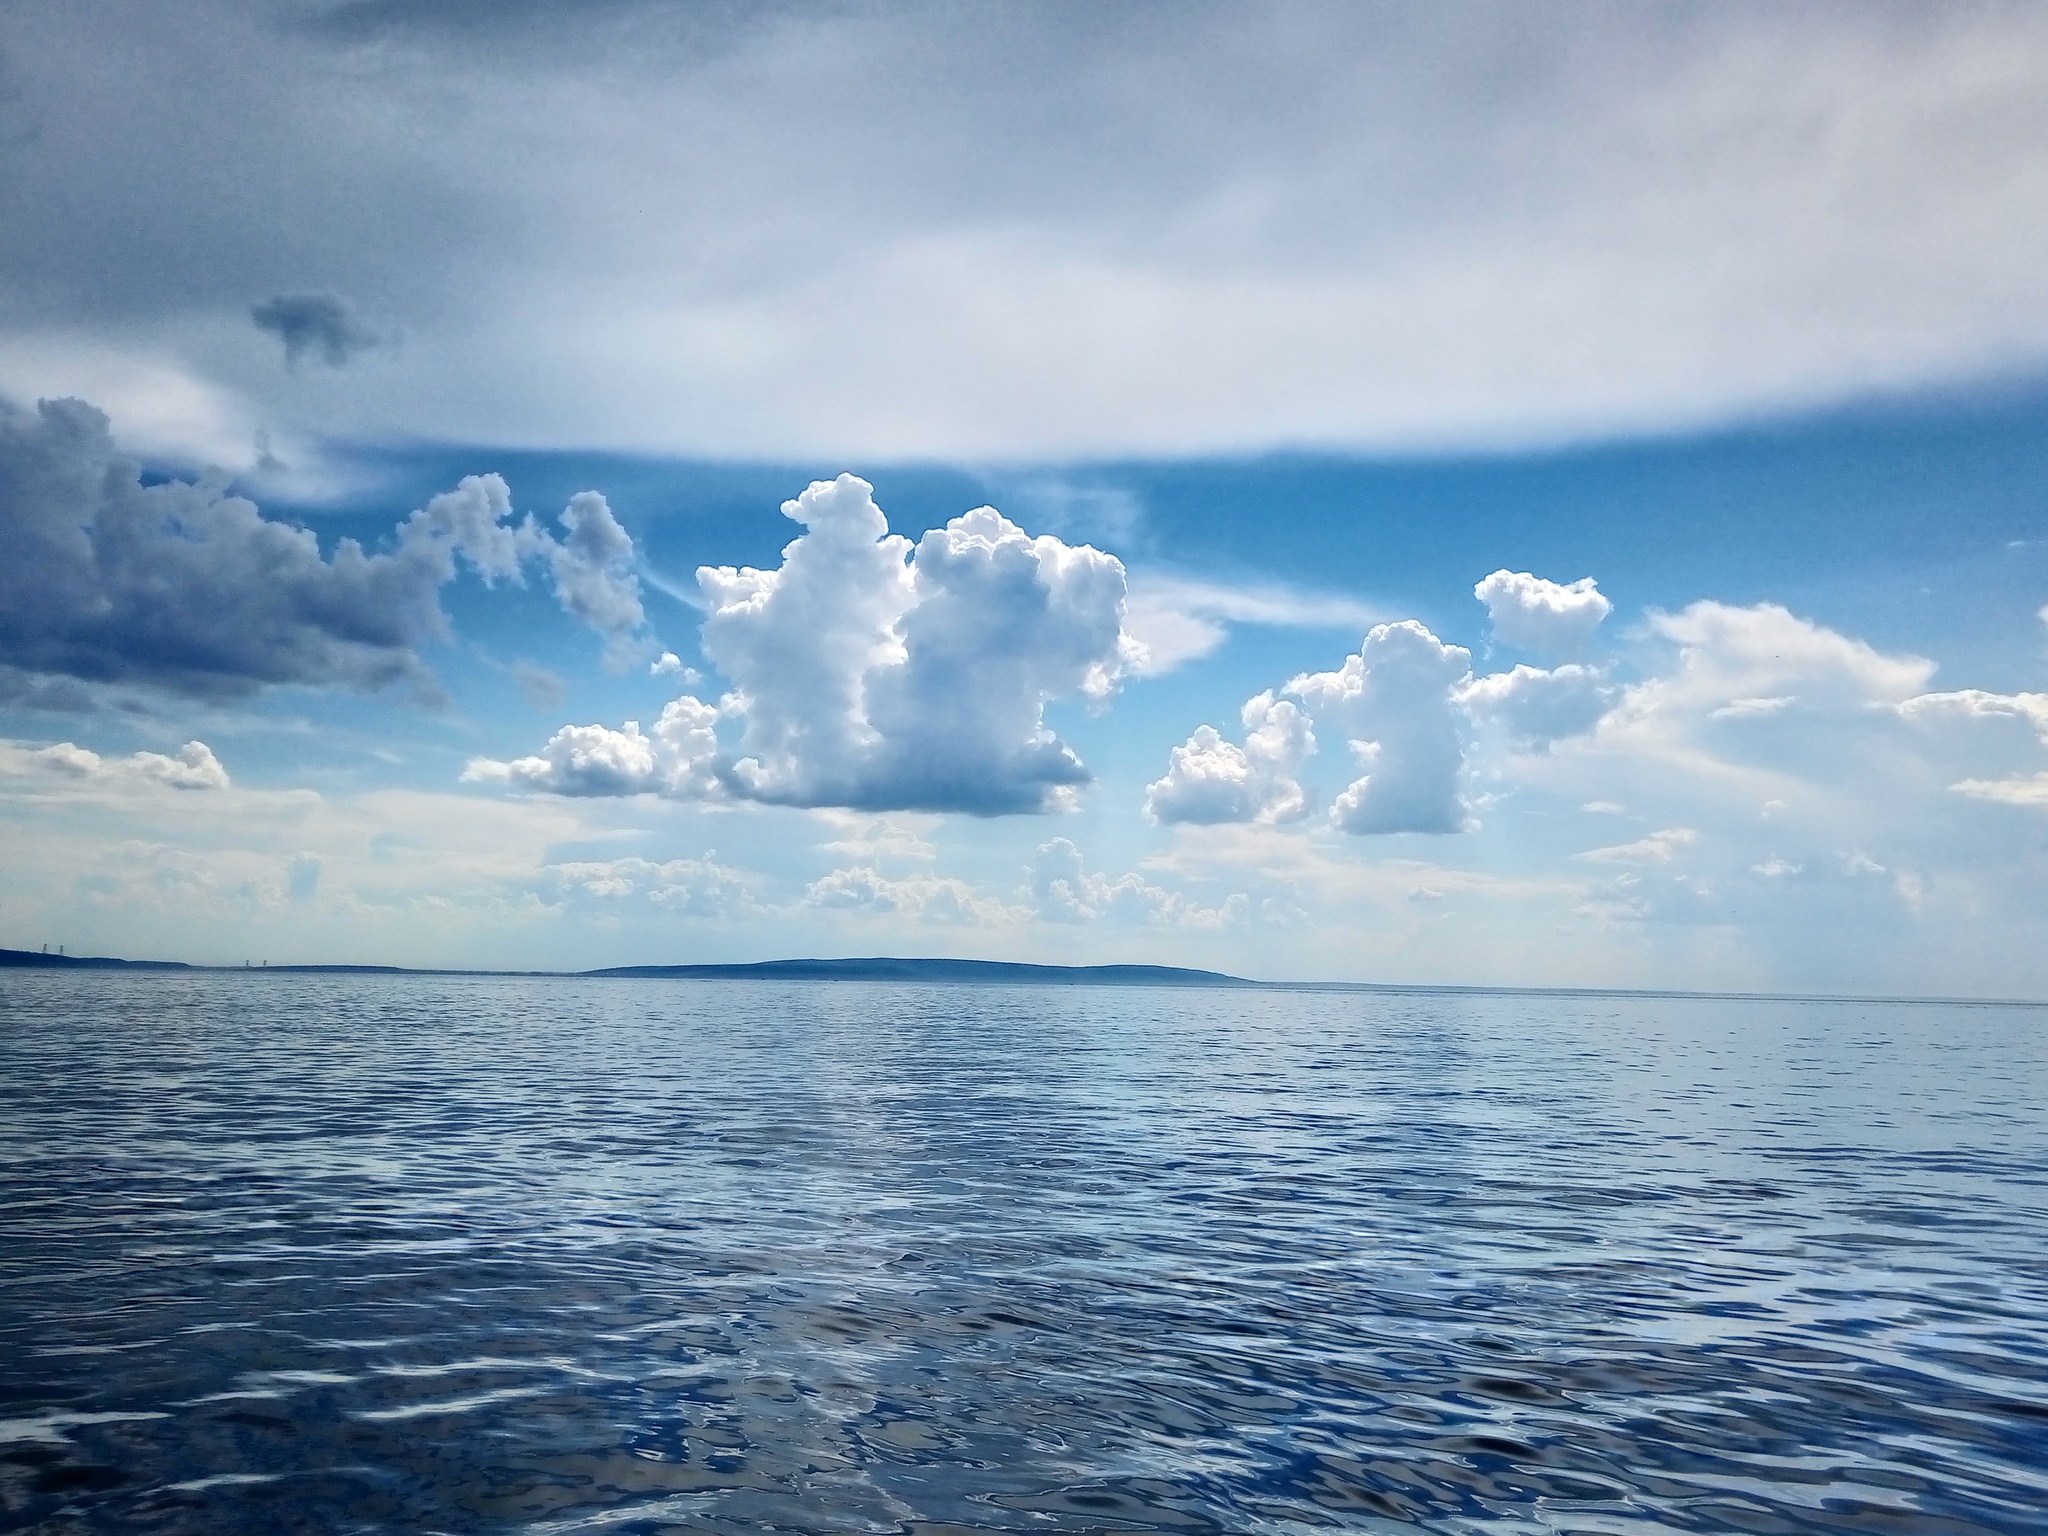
[0,1410,170,1446]
[350,1385,552,1422]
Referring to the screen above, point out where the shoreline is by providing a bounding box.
[3,946,2044,1007]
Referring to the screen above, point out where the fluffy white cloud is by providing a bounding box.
[1473,570,1613,655]
[1144,692,1313,826]
[541,855,755,918]
[545,491,647,660]
[649,651,698,683]
[1898,689,2048,742]
[128,742,230,791]
[1292,621,1475,835]
[1133,589,2048,985]
[804,867,1006,926]
[462,695,721,799]
[1527,600,1943,817]
[1029,837,1247,928]
[1145,617,1599,834]
[1901,690,2048,810]
[1459,663,1615,746]
[1535,602,1948,822]
[844,500,1131,811]
[474,476,1134,816]
[1447,597,2048,986]
[1951,773,2048,808]
[6,738,228,791]
[1639,601,1935,717]
[812,812,939,864]
[0,396,652,701]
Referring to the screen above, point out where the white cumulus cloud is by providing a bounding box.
[540,855,755,918]
[649,651,698,683]
[127,741,230,791]
[1029,838,1247,928]
[804,867,1007,926]
[1459,663,1615,747]
[544,491,648,662]
[1144,692,1314,826]
[7,738,229,791]
[462,695,721,800]
[1291,621,1475,835]
[473,476,1134,816]
[1146,616,1568,835]
[1898,689,2048,742]
[1473,570,1613,655]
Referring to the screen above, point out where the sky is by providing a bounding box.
[3,0,2048,994]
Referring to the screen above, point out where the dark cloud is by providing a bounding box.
[5,3,2047,460]
[310,0,657,42]
[544,491,646,655]
[0,394,652,701]
[0,663,94,713]
[251,292,381,368]
[1,395,454,698]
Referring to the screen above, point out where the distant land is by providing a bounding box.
[586,958,1254,986]
[0,946,192,971]
[0,947,1252,988]
[5,946,2044,1007]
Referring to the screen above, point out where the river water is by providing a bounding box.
[1,972,2044,1533]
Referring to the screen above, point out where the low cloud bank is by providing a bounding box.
[1029,836,1246,928]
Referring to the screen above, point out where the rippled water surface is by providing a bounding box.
[2,973,2046,1534]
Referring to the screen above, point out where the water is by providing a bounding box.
[2,973,2045,1535]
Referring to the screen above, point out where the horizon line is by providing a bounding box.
[3,946,2043,1011]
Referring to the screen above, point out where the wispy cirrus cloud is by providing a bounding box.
[1121,572,1385,675]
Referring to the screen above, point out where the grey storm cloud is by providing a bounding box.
[3,2,2048,464]
[0,394,649,701]
[251,293,382,368]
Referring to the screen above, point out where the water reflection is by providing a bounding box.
[1,973,2045,1533]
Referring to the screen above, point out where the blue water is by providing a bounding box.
[2,974,2046,1534]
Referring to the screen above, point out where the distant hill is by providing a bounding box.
[0,947,1251,988]
[0,946,190,970]
[585,957,1256,987]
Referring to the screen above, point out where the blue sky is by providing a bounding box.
[4,2,2047,992]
